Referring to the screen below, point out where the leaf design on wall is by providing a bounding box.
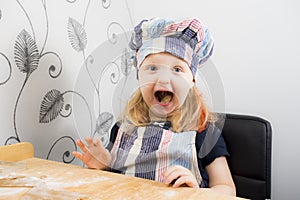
[67,17,87,52]
[39,89,64,123]
[102,0,111,9]
[14,29,39,76]
[94,112,114,135]
[121,48,133,76]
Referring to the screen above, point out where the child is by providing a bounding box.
[73,18,236,196]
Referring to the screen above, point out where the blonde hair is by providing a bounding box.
[120,85,215,133]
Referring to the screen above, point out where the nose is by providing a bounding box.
[157,69,171,84]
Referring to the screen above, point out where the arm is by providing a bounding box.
[206,156,236,196]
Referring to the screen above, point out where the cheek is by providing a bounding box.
[174,79,194,104]
[177,88,190,105]
[139,83,153,103]
[138,73,156,92]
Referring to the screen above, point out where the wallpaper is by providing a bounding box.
[0,0,134,164]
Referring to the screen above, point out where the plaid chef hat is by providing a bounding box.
[129,17,214,76]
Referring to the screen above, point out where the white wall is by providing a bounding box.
[130,0,300,199]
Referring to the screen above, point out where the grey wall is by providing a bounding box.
[130,0,300,199]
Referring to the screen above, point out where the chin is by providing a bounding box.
[150,111,168,119]
[148,106,175,120]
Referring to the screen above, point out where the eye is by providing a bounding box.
[173,66,183,73]
[148,65,158,71]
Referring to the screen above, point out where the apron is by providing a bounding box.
[110,122,203,186]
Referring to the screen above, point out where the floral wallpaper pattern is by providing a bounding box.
[0,0,134,164]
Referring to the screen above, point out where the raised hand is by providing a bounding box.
[72,137,111,170]
[163,165,199,188]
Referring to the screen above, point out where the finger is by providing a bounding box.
[164,171,181,185]
[172,176,198,188]
[85,137,94,147]
[93,138,105,149]
[72,151,84,161]
[163,165,179,178]
[76,139,88,153]
[164,166,187,184]
[92,138,107,152]
[164,165,186,177]
[93,138,100,146]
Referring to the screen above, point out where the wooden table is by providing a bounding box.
[0,158,244,199]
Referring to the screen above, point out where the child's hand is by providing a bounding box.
[163,165,199,188]
[72,137,111,170]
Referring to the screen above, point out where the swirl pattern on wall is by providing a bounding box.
[0,0,134,164]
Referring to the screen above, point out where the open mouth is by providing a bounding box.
[154,91,173,104]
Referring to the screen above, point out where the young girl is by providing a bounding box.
[73,18,236,196]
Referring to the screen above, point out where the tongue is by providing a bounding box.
[160,94,172,104]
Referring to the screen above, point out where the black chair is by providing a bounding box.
[220,113,272,200]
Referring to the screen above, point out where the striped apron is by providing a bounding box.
[110,123,203,186]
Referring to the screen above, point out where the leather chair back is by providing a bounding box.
[220,113,272,200]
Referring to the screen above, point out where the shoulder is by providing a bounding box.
[107,122,121,151]
[195,123,229,167]
[111,122,120,136]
